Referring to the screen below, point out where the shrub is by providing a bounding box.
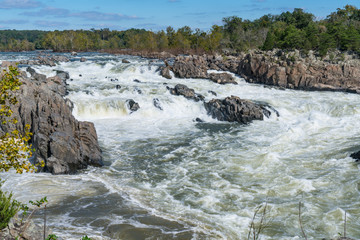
[0,180,20,230]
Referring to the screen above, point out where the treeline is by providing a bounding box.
[0,5,359,55]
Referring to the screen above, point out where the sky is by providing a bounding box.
[0,0,359,31]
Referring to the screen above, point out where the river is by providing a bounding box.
[1,52,360,239]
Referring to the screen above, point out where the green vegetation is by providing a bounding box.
[0,180,20,230]
[0,5,358,54]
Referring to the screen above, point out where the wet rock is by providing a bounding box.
[350,150,360,162]
[134,87,142,94]
[80,57,87,62]
[204,96,272,124]
[122,59,130,63]
[208,90,217,96]
[115,85,121,89]
[26,67,46,82]
[153,98,162,110]
[79,74,82,77]
[126,99,140,112]
[55,70,70,81]
[209,73,237,84]
[195,118,204,122]
[160,66,172,79]
[169,84,204,102]
[110,78,118,82]
[133,79,141,83]
[71,51,77,56]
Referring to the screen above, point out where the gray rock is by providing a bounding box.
[2,69,103,174]
[209,73,237,84]
[26,67,47,82]
[160,66,172,79]
[204,96,271,124]
[169,84,204,102]
[126,99,140,112]
[153,98,162,110]
[80,57,87,62]
[122,59,130,63]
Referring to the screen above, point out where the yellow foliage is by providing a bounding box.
[0,66,42,174]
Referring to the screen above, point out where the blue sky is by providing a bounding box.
[0,0,359,31]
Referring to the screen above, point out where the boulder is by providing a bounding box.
[80,57,87,62]
[168,84,204,102]
[171,56,208,78]
[204,96,271,124]
[209,73,237,84]
[122,59,130,63]
[26,67,46,82]
[1,61,17,68]
[350,150,360,162]
[126,99,140,112]
[2,68,103,174]
[160,66,172,79]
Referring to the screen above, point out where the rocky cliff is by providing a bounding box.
[0,63,103,174]
[162,50,360,93]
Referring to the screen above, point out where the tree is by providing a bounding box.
[0,66,35,174]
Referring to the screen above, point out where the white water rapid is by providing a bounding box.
[1,52,360,240]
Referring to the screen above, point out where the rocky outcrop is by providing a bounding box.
[168,84,204,102]
[171,56,208,78]
[237,51,360,93]
[122,59,130,63]
[159,66,172,79]
[162,51,360,94]
[2,67,103,174]
[204,96,271,124]
[0,214,47,240]
[17,55,70,66]
[209,73,237,84]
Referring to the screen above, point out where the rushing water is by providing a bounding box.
[1,52,360,240]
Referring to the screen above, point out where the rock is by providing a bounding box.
[55,70,70,81]
[122,59,130,63]
[71,51,77,56]
[2,69,103,174]
[134,87,142,94]
[153,98,162,110]
[208,90,217,96]
[0,214,48,240]
[115,85,121,89]
[350,150,360,162]
[126,99,140,112]
[204,96,272,124]
[26,67,46,82]
[1,61,17,68]
[209,73,237,84]
[169,84,204,102]
[195,118,204,122]
[160,66,172,79]
[171,56,208,78]
[133,79,141,83]
[80,57,87,62]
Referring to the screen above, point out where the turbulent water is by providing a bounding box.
[1,52,360,240]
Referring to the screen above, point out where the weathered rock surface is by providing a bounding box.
[17,54,70,66]
[163,51,360,94]
[168,84,204,102]
[0,214,47,240]
[126,99,140,112]
[204,96,271,124]
[159,66,172,79]
[122,59,130,63]
[209,72,237,84]
[1,67,103,174]
[171,55,208,78]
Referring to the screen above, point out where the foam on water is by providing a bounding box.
[1,52,360,239]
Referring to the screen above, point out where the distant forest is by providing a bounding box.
[0,5,359,56]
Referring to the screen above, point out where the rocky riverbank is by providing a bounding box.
[158,50,360,93]
[0,61,103,175]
